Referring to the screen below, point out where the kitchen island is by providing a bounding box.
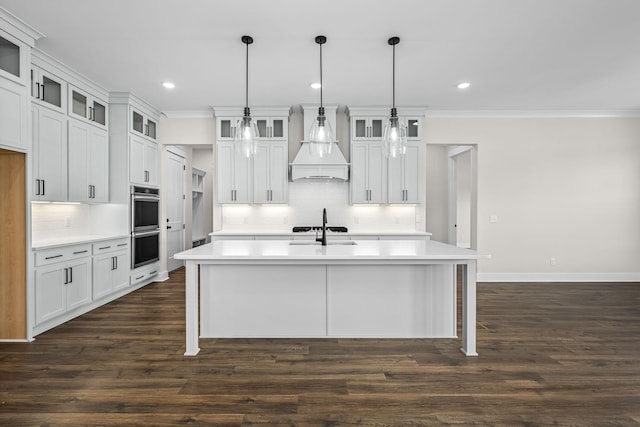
[174,239,489,357]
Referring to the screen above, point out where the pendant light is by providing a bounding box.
[235,35,260,157]
[308,35,334,158]
[383,36,408,158]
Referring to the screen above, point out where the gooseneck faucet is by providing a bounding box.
[316,208,327,246]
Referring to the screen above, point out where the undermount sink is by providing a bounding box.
[289,241,357,246]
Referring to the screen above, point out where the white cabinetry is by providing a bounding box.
[68,85,108,129]
[351,116,385,141]
[129,134,158,186]
[214,107,290,205]
[255,116,287,140]
[109,93,161,196]
[32,105,67,201]
[253,141,288,204]
[92,238,129,300]
[217,142,251,204]
[388,142,420,204]
[0,25,34,152]
[31,66,66,113]
[131,108,157,141]
[68,119,109,203]
[350,142,386,204]
[34,244,92,325]
[192,168,206,245]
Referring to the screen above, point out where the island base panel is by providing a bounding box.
[199,264,456,338]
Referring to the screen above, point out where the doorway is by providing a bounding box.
[448,145,477,249]
[165,149,185,272]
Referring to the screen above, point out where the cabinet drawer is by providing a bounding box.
[92,238,129,255]
[130,263,159,285]
[35,244,91,267]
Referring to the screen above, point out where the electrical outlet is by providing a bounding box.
[64,216,71,228]
[550,257,557,266]
[394,217,400,224]
[283,216,289,224]
[490,214,499,223]
[354,216,359,224]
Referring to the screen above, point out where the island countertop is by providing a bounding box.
[175,239,489,262]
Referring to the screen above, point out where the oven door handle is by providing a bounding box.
[132,195,160,202]
[132,230,160,238]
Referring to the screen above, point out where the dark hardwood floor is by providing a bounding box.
[1,268,639,426]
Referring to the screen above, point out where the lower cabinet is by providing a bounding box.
[35,256,91,325]
[92,239,129,300]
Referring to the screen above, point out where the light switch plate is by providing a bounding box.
[489,214,498,223]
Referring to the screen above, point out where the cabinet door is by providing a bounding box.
[367,143,386,203]
[0,79,28,151]
[233,150,252,203]
[31,68,66,114]
[143,141,158,186]
[270,118,287,140]
[112,252,130,291]
[217,117,238,140]
[350,144,369,203]
[216,143,234,203]
[65,260,91,311]
[268,142,288,203]
[405,118,422,140]
[129,135,145,185]
[92,255,113,300]
[33,106,67,201]
[403,144,420,203]
[352,117,385,141]
[67,119,89,202]
[35,265,65,324]
[352,118,368,140]
[387,151,404,204]
[87,127,108,202]
[253,143,270,203]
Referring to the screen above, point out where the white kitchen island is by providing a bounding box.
[174,239,489,357]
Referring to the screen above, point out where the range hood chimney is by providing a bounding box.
[290,105,350,181]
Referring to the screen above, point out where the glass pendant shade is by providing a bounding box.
[383,113,408,158]
[308,107,334,158]
[235,112,259,157]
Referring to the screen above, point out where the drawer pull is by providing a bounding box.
[45,254,63,260]
[135,275,144,280]
[149,271,157,275]
[98,246,110,250]
[117,243,128,247]
[74,250,88,254]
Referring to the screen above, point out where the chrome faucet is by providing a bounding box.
[316,208,327,246]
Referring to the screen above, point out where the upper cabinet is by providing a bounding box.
[31,66,66,114]
[68,85,108,129]
[131,108,157,141]
[351,116,385,141]
[0,15,42,152]
[255,117,288,141]
[213,107,290,205]
[109,92,161,201]
[68,119,109,203]
[32,105,68,202]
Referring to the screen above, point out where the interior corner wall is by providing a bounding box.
[425,117,640,280]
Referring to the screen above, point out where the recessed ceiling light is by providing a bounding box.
[457,82,471,89]
[162,81,176,89]
[310,82,321,89]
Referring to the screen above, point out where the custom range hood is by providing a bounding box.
[290,105,350,181]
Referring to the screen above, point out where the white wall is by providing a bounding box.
[424,116,640,280]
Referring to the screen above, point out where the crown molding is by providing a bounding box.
[162,110,214,119]
[426,110,640,118]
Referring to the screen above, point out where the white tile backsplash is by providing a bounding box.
[221,180,418,232]
[32,203,128,241]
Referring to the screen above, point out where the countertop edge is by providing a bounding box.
[32,234,130,251]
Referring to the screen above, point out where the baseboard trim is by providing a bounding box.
[478,272,640,283]
[156,270,169,282]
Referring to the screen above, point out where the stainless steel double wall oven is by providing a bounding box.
[131,186,160,268]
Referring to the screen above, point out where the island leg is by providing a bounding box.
[184,260,200,356]
[460,260,478,356]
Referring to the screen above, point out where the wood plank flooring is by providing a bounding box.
[1,268,639,426]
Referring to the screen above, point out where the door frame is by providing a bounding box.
[447,145,478,249]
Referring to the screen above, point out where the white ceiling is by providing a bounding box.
[3,0,640,114]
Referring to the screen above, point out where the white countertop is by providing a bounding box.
[210,230,432,236]
[32,234,130,250]
[175,239,488,262]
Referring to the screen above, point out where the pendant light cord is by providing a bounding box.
[392,42,396,109]
[245,40,249,109]
[319,41,323,108]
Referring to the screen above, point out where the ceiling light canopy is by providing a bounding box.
[310,82,322,89]
[383,36,408,158]
[308,35,334,158]
[162,81,175,89]
[457,82,471,89]
[235,35,260,158]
